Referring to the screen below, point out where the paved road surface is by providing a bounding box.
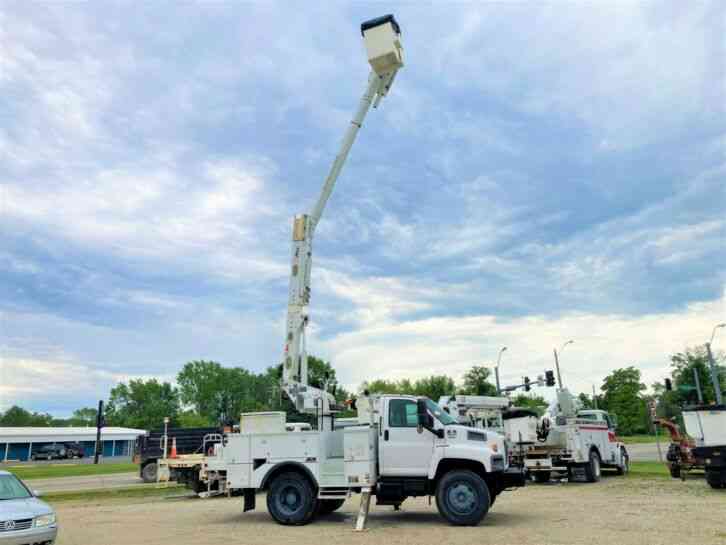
[626,442,664,462]
[26,472,142,493]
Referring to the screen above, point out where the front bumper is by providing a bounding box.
[694,446,726,470]
[0,525,57,545]
[501,467,526,489]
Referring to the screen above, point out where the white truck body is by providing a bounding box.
[202,395,525,527]
[504,390,629,482]
[682,405,726,489]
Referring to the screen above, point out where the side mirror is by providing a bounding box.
[417,399,434,429]
[33,490,43,498]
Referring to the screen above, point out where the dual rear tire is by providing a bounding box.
[706,469,726,490]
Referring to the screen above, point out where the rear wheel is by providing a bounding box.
[435,470,490,526]
[317,499,345,515]
[532,471,551,483]
[584,450,602,483]
[266,472,318,525]
[141,462,158,483]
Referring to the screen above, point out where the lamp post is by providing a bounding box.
[706,323,726,405]
[494,347,507,395]
[553,340,574,390]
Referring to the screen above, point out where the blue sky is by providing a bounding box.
[1,2,725,416]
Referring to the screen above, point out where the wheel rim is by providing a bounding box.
[277,485,303,516]
[446,482,478,516]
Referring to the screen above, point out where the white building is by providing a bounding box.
[0,427,146,462]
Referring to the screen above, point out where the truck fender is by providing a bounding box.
[258,461,317,491]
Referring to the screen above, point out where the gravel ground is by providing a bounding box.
[54,476,726,545]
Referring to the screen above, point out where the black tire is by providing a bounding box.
[706,470,726,490]
[669,464,681,479]
[584,450,602,483]
[532,471,551,483]
[141,462,158,483]
[266,472,318,525]
[435,470,490,526]
[317,499,345,515]
[615,448,630,476]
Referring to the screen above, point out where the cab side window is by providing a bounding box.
[389,399,418,427]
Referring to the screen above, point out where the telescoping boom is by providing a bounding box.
[281,15,404,415]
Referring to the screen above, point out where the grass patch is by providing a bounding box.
[44,484,186,504]
[627,461,670,478]
[619,434,666,444]
[6,462,137,481]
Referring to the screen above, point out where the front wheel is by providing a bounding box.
[669,464,681,479]
[141,462,158,483]
[615,448,630,476]
[266,472,318,525]
[435,470,490,526]
[706,470,726,490]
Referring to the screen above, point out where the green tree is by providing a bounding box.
[511,394,549,416]
[105,379,180,430]
[413,375,456,402]
[177,411,213,428]
[670,347,725,405]
[460,366,497,396]
[0,406,53,426]
[600,367,648,435]
[69,407,98,427]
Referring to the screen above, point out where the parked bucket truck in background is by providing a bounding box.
[197,15,525,529]
[504,388,629,482]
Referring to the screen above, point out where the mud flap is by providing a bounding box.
[243,489,256,512]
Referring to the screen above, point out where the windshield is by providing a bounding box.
[0,474,32,500]
[426,398,457,426]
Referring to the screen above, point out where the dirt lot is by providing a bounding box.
[54,476,726,545]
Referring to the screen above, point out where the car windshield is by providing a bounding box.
[0,474,32,500]
[426,398,457,426]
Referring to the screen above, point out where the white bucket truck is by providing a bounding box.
[504,389,629,482]
[201,15,525,528]
[683,404,726,489]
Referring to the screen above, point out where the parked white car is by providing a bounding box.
[0,470,57,545]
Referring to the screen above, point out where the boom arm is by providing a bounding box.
[281,16,404,415]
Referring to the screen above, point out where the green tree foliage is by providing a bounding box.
[0,406,54,426]
[105,379,180,430]
[68,407,98,427]
[669,347,725,405]
[600,367,648,435]
[362,375,455,402]
[510,394,549,416]
[460,366,497,396]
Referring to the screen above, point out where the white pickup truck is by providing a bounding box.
[201,395,525,528]
[504,390,629,482]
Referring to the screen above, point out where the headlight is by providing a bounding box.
[34,514,56,527]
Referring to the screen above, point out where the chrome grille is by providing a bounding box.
[0,518,33,532]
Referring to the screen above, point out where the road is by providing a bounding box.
[53,476,726,545]
[626,442,664,462]
[26,472,142,493]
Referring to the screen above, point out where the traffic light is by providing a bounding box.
[545,370,556,387]
[524,376,531,392]
[665,378,673,391]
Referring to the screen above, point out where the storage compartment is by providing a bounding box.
[344,425,377,487]
[240,412,286,434]
[503,411,539,444]
[684,407,726,447]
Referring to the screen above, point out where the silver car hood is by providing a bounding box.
[0,497,53,521]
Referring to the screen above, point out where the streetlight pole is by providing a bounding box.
[495,346,507,395]
[553,340,574,390]
[706,323,726,405]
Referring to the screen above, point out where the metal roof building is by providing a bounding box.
[0,427,146,462]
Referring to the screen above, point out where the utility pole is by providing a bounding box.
[693,367,704,404]
[553,340,574,390]
[495,346,507,395]
[706,323,725,405]
[592,384,598,409]
[93,400,104,465]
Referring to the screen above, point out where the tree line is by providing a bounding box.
[1,347,722,435]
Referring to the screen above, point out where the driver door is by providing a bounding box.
[380,398,435,476]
